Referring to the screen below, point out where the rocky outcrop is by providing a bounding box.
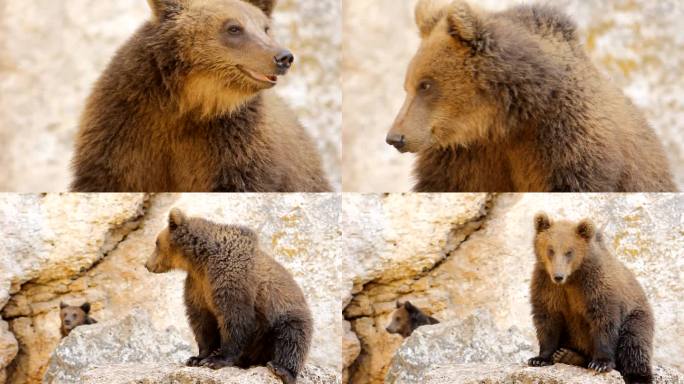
[43,310,192,384]
[422,364,684,384]
[0,193,341,384]
[385,311,534,383]
[344,193,684,383]
[0,0,341,191]
[386,312,684,384]
[80,364,340,384]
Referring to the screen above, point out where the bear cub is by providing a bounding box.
[528,213,654,384]
[385,301,440,338]
[59,302,97,337]
[145,209,313,384]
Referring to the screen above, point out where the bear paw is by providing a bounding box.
[199,354,236,370]
[186,356,205,367]
[588,359,615,373]
[267,361,296,384]
[528,356,552,367]
[552,348,587,366]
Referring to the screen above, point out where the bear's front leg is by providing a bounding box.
[185,306,220,367]
[586,303,619,373]
[200,302,256,370]
[529,311,564,367]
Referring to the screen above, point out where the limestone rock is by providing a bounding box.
[423,363,684,384]
[43,309,192,384]
[385,311,534,383]
[79,363,340,384]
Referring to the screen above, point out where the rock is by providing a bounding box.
[422,363,684,384]
[342,0,684,191]
[385,311,534,383]
[0,320,18,383]
[79,363,340,384]
[43,309,192,384]
[0,0,340,191]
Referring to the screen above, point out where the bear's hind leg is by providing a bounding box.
[267,315,312,384]
[616,310,654,384]
[552,348,588,367]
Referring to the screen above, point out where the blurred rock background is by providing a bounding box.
[342,0,684,192]
[0,0,341,191]
[0,193,341,384]
[341,194,684,383]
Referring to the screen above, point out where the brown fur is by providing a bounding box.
[387,0,676,192]
[71,0,330,192]
[528,213,654,384]
[59,302,97,338]
[145,208,313,384]
[385,301,440,338]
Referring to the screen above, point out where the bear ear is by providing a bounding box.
[80,302,91,314]
[403,301,417,312]
[244,0,278,17]
[147,0,184,23]
[168,208,185,231]
[415,0,453,38]
[446,1,486,52]
[60,302,68,309]
[396,301,403,309]
[534,212,552,233]
[576,219,595,241]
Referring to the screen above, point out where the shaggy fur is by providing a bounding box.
[385,301,440,338]
[145,209,312,384]
[60,302,97,337]
[528,213,654,384]
[388,0,675,192]
[71,0,330,192]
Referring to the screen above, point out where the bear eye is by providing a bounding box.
[226,24,243,35]
[155,239,159,247]
[547,247,555,257]
[418,80,432,92]
[565,250,573,259]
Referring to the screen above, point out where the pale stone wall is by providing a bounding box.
[0,0,341,191]
[342,0,684,192]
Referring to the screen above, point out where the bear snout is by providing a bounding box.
[386,133,406,150]
[273,50,294,74]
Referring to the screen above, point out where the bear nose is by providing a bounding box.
[386,133,406,149]
[554,275,564,283]
[274,50,294,70]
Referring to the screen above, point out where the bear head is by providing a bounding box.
[533,212,596,285]
[60,302,92,336]
[146,208,190,273]
[146,0,292,116]
[385,301,421,337]
[386,0,498,153]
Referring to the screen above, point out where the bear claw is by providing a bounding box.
[528,356,552,367]
[267,361,296,384]
[199,355,235,370]
[588,359,615,373]
[185,356,204,367]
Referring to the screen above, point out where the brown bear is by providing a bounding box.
[528,213,654,384]
[385,301,440,338]
[70,0,331,192]
[59,302,97,337]
[145,208,313,384]
[386,0,676,192]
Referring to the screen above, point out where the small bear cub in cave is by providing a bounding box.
[528,213,654,384]
[60,302,97,337]
[145,208,313,384]
[385,301,440,338]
